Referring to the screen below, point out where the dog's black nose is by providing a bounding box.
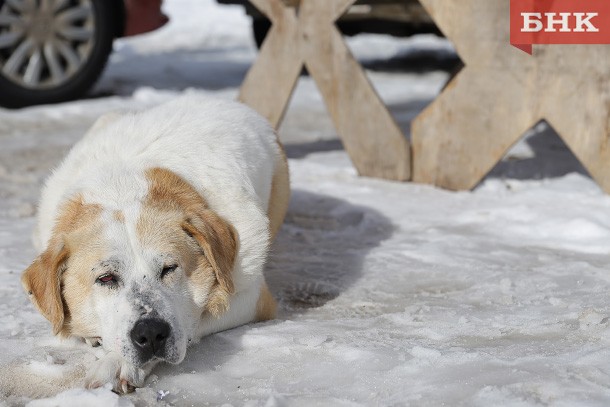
[130,318,171,361]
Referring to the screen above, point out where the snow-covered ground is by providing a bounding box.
[1,0,610,405]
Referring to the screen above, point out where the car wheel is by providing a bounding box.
[0,0,118,108]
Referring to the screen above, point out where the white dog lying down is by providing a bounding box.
[21,95,290,393]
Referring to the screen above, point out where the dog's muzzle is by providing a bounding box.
[130,318,171,362]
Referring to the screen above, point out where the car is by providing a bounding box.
[0,0,168,108]
[217,0,440,48]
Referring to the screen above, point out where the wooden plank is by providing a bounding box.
[413,0,610,192]
[240,0,411,181]
[412,69,537,188]
[300,0,410,180]
[239,0,303,127]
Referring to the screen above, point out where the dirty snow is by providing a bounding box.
[1,0,610,406]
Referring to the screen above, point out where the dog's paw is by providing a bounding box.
[84,352,149,394]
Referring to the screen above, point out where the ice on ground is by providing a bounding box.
[1,0,610,406]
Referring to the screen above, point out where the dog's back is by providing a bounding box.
[35,96,283,268]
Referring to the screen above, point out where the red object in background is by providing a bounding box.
[510,0,610,54]
[124,0,169,37]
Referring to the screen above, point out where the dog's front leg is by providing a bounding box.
[84,351,156,394]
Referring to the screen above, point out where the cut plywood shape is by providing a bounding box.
[239,0,410,181]
[413,0,610,192]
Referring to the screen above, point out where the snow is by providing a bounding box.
[1,0,610,405]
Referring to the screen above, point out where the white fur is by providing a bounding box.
[33,95,283,391]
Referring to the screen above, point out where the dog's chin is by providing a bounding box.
[129,344,186,368]
[164,342,187,365]
[161,354,184,365]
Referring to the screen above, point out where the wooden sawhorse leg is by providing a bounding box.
[240,0,411,181]
[413,0,610,192]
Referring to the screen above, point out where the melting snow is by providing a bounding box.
[1,0,609,405]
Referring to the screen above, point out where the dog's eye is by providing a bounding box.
[96,273,118,286]
[161,264,178,279]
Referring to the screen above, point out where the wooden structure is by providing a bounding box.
[240,0,610,192]
[239,0,410,181]
[413,0,610,192]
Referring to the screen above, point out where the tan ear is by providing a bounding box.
[21,243,68,335]
[182,209,238,316]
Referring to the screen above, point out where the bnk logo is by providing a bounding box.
[521,12,598,33]
[510,0,610,54]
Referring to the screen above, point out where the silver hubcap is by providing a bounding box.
[0,0,95,89]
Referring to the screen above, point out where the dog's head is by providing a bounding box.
[21,168,238,367]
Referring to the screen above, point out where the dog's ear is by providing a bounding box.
[21,241,69,336]
[182,209,238,317]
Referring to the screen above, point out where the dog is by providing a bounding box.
[21,95,290,393]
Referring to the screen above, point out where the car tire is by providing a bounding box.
[0,0,119,108]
